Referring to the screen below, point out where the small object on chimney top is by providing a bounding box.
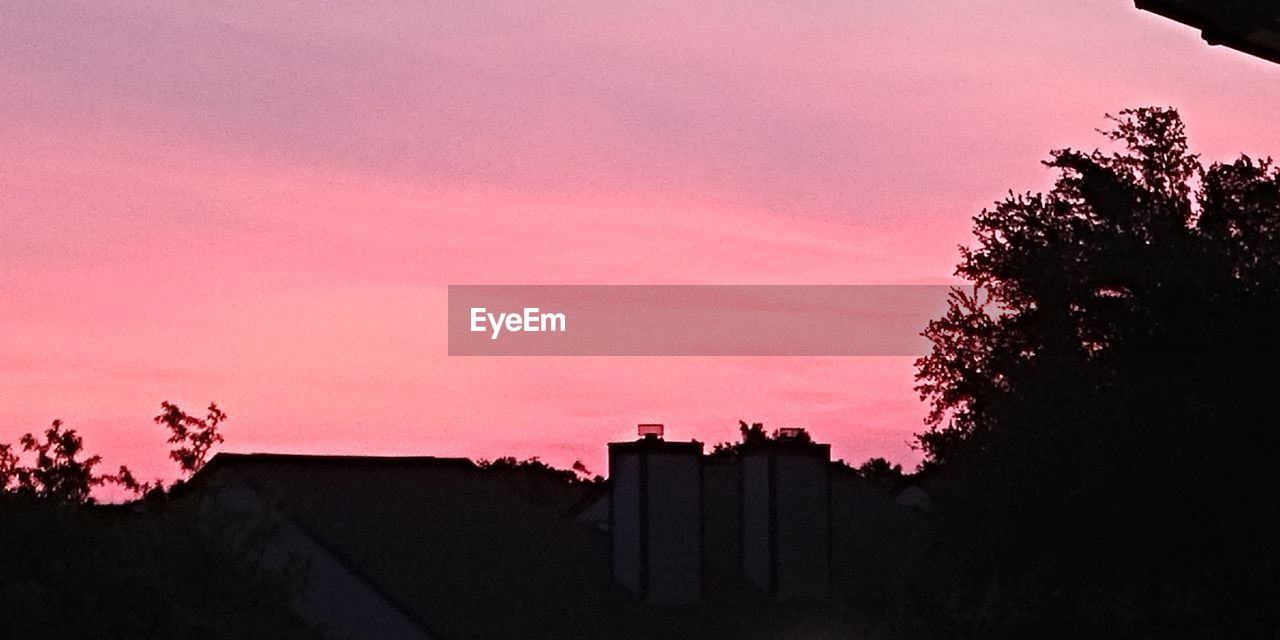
[777,427,807,440]
[638,423,664,439]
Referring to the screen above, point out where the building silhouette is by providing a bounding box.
[187,426,928,639]
[1138,0,1280,64]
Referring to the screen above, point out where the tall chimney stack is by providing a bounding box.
[609,424,703,603]
[741,428,831,601]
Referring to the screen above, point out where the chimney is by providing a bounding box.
[609,424,703,603]
[741,428,831,601]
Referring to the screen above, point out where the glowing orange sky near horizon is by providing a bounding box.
[3,1,1279,485]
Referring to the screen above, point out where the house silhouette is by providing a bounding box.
[1137,0,1280,64]
[187,427,927,639]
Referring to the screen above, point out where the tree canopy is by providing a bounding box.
[0,402,320,638]
[913,107,1280,638]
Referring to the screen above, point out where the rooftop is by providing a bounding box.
[1137,0,1280,64]
[195,452,909,639]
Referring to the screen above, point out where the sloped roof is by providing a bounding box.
[1137,0,1280,64]
[196,453,845,640]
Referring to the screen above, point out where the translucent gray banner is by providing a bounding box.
[448,285,954,356]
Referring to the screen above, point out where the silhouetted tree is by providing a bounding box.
[709,420,810,458]
[155,401,226,477]
[475,455,602,485]
[570,459,604,483]
[0,420,142,504]
[855,457,906,486]
[914,107,1280,638]
[16,420,105,503]
[0,402,317,637]
[0,443,19,493]
[473,455,600,509]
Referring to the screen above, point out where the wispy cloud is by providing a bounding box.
[3,0,1278,479]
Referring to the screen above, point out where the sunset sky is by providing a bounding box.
[3,1,1279,483]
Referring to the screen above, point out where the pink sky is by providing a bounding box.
[3,1,1279,484]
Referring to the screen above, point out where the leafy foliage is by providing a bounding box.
[0,420,138,504]
[708,420,812,458]
[475,455,604,485]
[155,401,227,477]
[913,108,1280,637]
[0,401,230,504]
[0,401,318,636]
[854,457,906,486]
